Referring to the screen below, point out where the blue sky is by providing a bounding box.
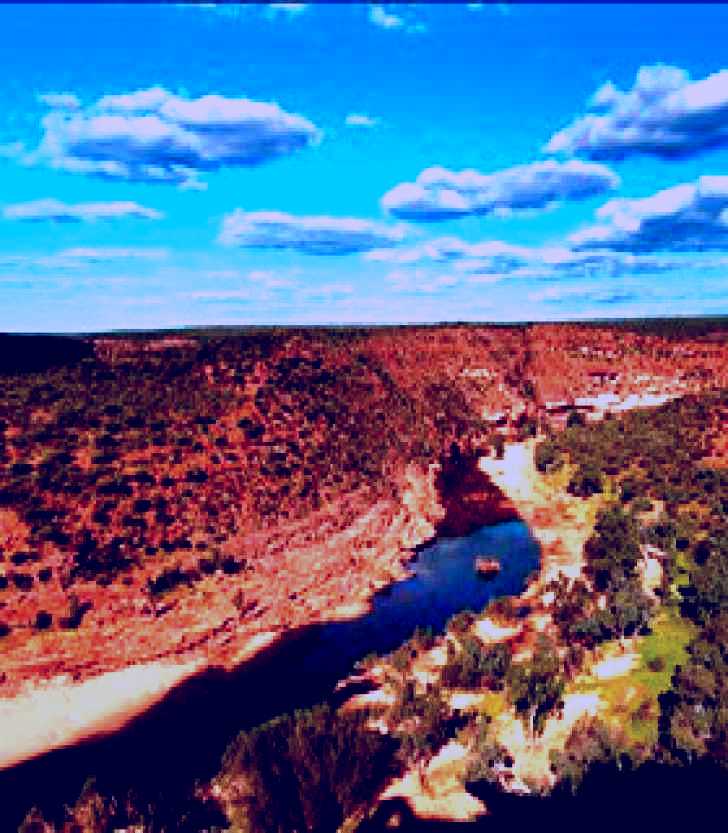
[2,2,728,332]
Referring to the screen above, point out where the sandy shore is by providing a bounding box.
[479,440,598,594]
[0,629,284,772]
[0,659,204,771]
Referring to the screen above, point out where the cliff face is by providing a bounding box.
[436,448,518,537]
[0,323,726,708]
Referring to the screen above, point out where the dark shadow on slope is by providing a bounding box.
[435,446,519,538]
[361,761,728,833]
[0,334,94,375]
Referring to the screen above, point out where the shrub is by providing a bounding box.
[566,410,586,428]
[550,716,629,794]
[535,440,563,473]
[648,656,665,673]
[147,565,192,596]
[568,462,603,498]
[34,610,52,630]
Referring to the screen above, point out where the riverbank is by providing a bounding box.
[0,439,531,777]
[345,431,695,829]
[344,439,607,823]
[0,460,448,774]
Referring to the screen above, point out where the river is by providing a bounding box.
[1,519,539,828]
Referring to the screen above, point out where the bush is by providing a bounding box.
[648,656,665,672]
[535,440,563,473]
[550,716,629,793]
[584,506,641,591]
[147,565,192,596]
[442,637,509,689]
[506,635,564,735]
[568,462,603,498]
[448,610,476,635]
[34,610,52,630]
[566,410,586,428]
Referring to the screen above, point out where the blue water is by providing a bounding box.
[0,520,540,827]
[306,520,540,672]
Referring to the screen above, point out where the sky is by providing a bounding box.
[2,2,728,332]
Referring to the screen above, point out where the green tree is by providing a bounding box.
[221,704,397,833]
[568,461,603,498]
[550,716,629,793]
[534,440,563,474]
[584,506,642,592]
[506,635,564,736]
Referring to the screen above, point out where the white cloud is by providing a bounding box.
[344,113,380,128]
[267,3,308,16]
[36,92,80,110]
[386,268,461,294]
[23,87,320,188]
[3,198,163,223]
[218,209,408,255]
[367,232,683,284]
[369,5,404,30]
[0,247,169,273]
[369,5,426,34]
[570,175,728,251]
[382,159,619,221]
[546,64,728,159]
[298,282,355,300]
[41,247,168,267]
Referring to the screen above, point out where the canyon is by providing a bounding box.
[0,321,726,787]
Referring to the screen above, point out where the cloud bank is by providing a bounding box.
[368,234,679,283]
[546,64,728,159]
[381,159,619,221]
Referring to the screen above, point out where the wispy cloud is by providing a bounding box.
[36,92,80,110]
[344,113,380,128]
[369,5,426,34]
[39,247,168,267]
[266,3,308,17]
[368,233,687,285]
[0,247,169,272]
[218,209,407,255]
[3,198,163,223]
[546,64,728,160]
[382,160,619,221]
[386,268,461,294]
[527,282,641,306]
[298,282,354,300]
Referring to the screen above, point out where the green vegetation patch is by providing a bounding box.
[636,606,696,698]
[574,606,695,750]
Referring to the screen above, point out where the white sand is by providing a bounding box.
[591,652,639,680]
[380,740,487,821]
[0,659,203,770]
